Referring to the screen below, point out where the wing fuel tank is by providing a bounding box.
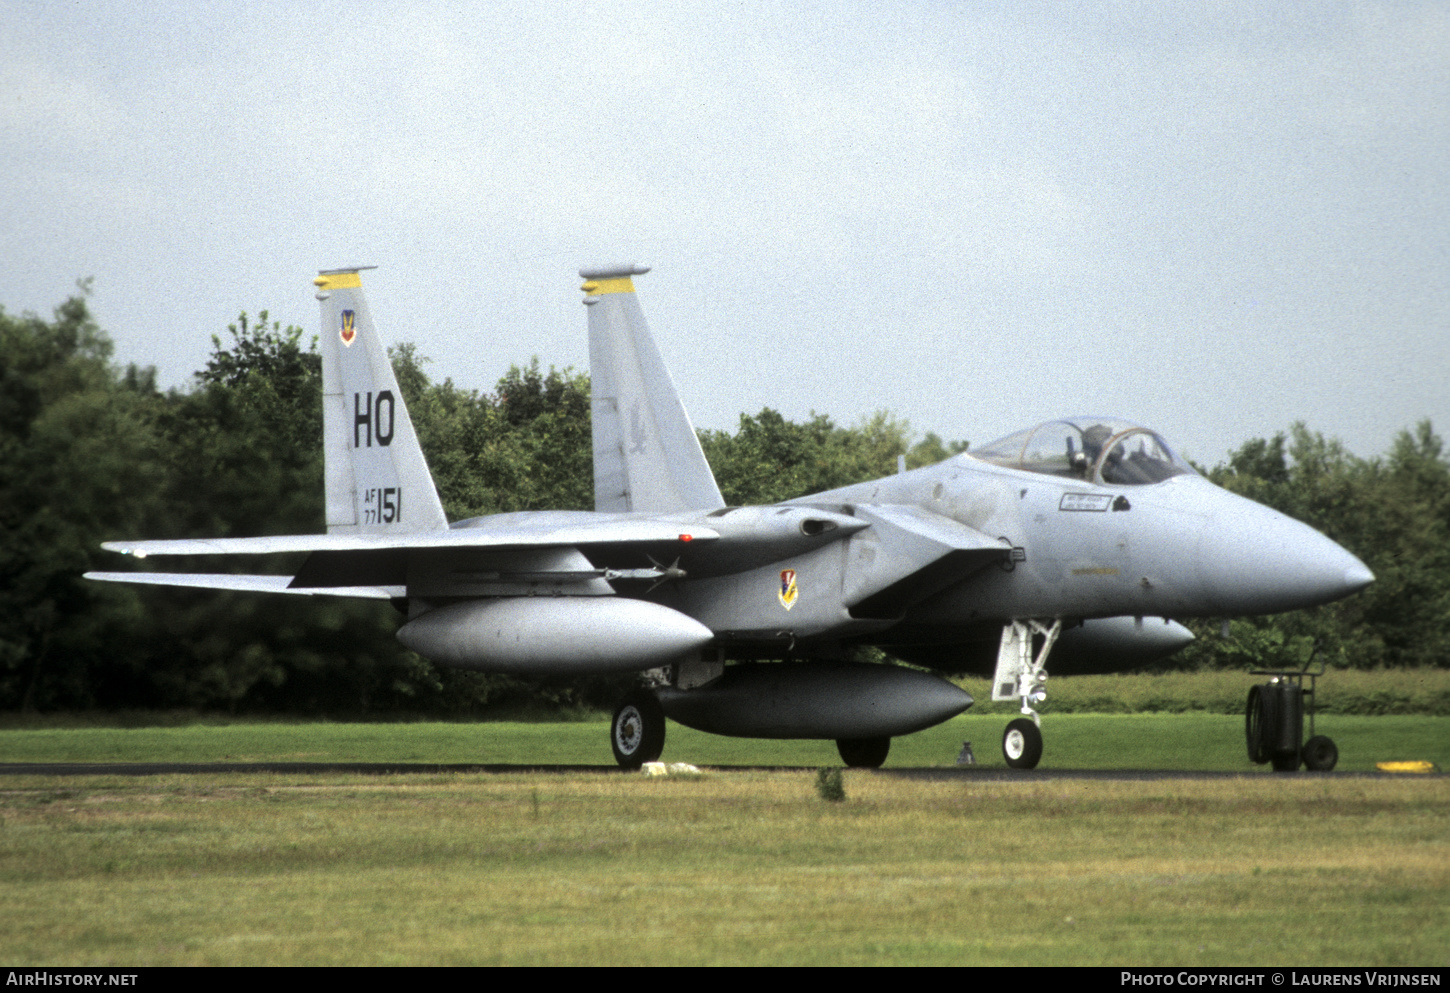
[396,598,713,674]
[657,662,972,739]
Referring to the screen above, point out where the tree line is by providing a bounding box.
[1,291,1444,715]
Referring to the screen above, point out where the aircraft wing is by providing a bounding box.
[100,519,720,559]
[94,517,722,599]
[83,572,403,599]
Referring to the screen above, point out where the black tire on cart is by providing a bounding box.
[1302,734,1338,772]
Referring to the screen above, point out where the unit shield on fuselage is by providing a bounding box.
[969,417,1194,486]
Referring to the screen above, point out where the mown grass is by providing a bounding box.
[0,772,1444,965]
[958,668,1450,715]
[1,712,1445,771]
[1,669,1445,737]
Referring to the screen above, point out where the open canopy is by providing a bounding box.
[969,417,1196,486]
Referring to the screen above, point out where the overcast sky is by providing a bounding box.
[4,1,1446,468]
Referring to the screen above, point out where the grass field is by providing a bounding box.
[0,710,1446,966]
[0,712,1445,771]
[960,668,1450,716]
[0,770,1444,966]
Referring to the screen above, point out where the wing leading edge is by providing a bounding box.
[99,519,721,559]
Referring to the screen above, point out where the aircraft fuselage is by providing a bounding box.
[572,450,1370,666]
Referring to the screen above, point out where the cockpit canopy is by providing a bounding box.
[969,417,1196,486]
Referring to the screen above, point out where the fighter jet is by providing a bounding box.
[87,265,1374,770]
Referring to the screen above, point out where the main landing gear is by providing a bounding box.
[611,690,666,769]
[991,619,1061,770]
[609,692,896,769]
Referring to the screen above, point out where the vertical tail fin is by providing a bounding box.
[581,265,725,514]
[314,268,448,534]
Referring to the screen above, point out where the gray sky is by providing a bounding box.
[4,1,1446,468]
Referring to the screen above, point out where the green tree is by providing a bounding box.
[403,357,593,519]
[13,280,1445,716]
[700,408,916,505]
[481,360,593,513]
[1190,420,1450,670]
[0,289,170,709]
[907,431,970,469]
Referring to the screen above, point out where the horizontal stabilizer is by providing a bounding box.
[84,572,402,599]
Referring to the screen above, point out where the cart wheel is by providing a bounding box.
[1302,734,1338,772]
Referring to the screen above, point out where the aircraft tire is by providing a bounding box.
[1302,735,1338,772]
[1002,718,1043,770]
[836,737,890,768]
[611,691,665,769]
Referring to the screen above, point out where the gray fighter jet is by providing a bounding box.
[88,266,1373,769]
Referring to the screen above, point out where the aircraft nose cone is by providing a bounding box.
[1342,560,1375,596]
[1199,500,1373,614]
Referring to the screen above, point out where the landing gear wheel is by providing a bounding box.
[1002,718,1043,770]
[611,691,665,769]
[836,737,890,768]
[1302,735,1338,772]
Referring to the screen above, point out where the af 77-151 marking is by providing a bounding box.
[88,265,1373,769]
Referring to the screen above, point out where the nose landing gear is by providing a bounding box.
[1002,718,1044,770]
[992,619,1061,770]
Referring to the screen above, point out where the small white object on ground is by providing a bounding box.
[639,761,703,776]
